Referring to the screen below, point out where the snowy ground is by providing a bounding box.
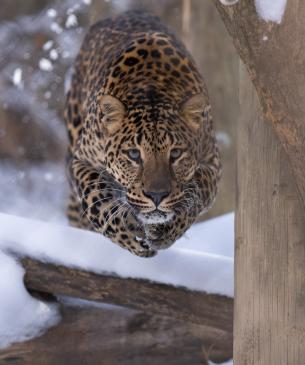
[0,209,234,350]
[0,212,234,294]
[0,163,68,348]
[0,252,60,349]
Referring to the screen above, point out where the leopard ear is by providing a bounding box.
[100,95,126,135]
[180,94,210,131]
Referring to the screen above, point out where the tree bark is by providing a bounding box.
[214,0,305,207]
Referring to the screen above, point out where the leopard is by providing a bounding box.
[65,10,221,258]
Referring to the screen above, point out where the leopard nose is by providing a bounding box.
[143,190,170,207]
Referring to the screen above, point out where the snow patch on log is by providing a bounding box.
[218,0,239,5]
[0,212,233,295]
[57,295,122,310]
[255,0,287,24]
[0,252,60,349]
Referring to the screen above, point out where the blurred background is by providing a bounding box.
[0,0,238,224]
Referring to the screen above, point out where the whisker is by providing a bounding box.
[79,196,122,225]
[104,201,125,227]
[123,204,146,241]
[117,202,135,235]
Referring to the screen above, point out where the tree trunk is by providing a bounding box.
[235,62,305,365]
[214,0,305,206]
[213,1,305,362]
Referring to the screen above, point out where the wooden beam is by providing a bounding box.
[22,258,233,333]
[235,54,305,365]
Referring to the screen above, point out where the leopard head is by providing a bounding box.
[90,92,218,228]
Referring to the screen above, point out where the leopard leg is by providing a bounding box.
[69,157,157,257]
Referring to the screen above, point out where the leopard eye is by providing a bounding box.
[127,148,141,162]
[170,148,183,161]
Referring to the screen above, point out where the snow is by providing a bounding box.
[0,0,235,351]
[49,49,59,60]
[39,58,53,71]
[0,164,68,223]
[64,66,74,94]
[12,68,23,88]
[0,251,60,349]
[65,14,78,29]
[61,50,70,58]
[43,40,54,51]
[218,0,239,5]
[255,0,287,24]
[50,22,63,34]
[58,295,121,310]
[210,361,233,365]
[175,213,234,258]
[0,210,233,349]
[0,163,233,348]
[67,4,81,15]
[0,212,234,296]
[46,9,57,18]
[0,163,67,348]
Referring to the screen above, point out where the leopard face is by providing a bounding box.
[95,94,213,224]
[66,11,221,257]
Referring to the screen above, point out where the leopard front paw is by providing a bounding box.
[130,246,157,258]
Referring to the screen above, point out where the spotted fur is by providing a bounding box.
[65,11,221,257]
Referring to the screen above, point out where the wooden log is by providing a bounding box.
[0,304,232,364]
[0,257,233,364]
[22,258,233,333]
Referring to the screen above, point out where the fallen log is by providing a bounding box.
[0,303,232,364]
[0,258,234,364]
[22,258,233,333]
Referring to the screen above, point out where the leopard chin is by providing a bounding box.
[138,211,174,225]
